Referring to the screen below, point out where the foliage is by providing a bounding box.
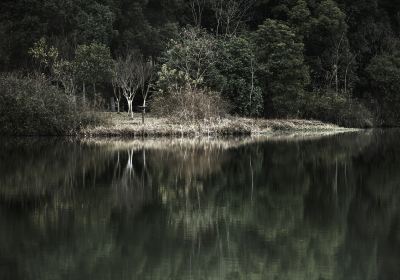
[76,1,115,45]
[53,59,78,95]
[301,91,374,128]
[2,0,400,126]
[161,27,218,88]
[28,37,59,73]
[74,42,113,90]
[216,36,263,116]
[0,73,102,135]
[306,0,352,92]
[156,64,197,95]
[366,52,400,126]
[253,19,310,117]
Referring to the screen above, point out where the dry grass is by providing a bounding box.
[81,112,356,138]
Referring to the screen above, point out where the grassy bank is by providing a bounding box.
[82,113,356,138]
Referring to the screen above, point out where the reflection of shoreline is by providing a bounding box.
[81,129,366,151]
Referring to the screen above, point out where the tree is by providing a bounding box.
[306,0,351,92]
[74,42,113,98]
[137,58,156,124]
[211,0,256,36]
[161,27,218,88]
[114,1,180,58]
[53,59,77,96]
[188,0,207,27]
[76,2,115,45]
[28,37,59,73]
[366,52,400,126]
[253,19,310,116]
[111,62,122,113]
[288,0,312,39]
[216,36,263,116]
[114,53,140,118]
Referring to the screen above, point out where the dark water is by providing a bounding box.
[0,130,399,280]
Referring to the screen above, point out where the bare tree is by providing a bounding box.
[249,57,255,117]
[188,0,206,27]
[137,58,155,124]
[211,0,256,36]
[344,52,358,95]
[333,31,346,94]
[115,53,140,118]
[111,64,122,113]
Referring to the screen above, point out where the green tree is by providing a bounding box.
[74,42,113,96]
[366,52,400,126]
[114,0,180,58]
[253,19,310,116]
[306,0,352,93]
[76,1,115,45]
[288,0,312,39]
[216,36,263,116]
[28,37,59,73]
[161,27,218,88]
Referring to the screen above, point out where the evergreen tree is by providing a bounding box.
[253,19,310,116]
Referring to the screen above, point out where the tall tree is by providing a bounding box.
[74,42,113,97]
[216,36,263,116]
[253,19,310,116]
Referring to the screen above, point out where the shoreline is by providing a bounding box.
[81,113,358,138]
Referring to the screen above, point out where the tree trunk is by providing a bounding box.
[250,58,255,117]
[82,82,86,105]
[127,99,133,119]
[334,64,338,93]
[142,100,146,124]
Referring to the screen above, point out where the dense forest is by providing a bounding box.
[1,0,400,133]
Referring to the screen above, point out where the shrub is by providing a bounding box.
[301,91,374,128]
[151,87,228,123]
[0,73,103,136]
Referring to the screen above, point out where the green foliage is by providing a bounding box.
[253,19,310,117]
[0,73,102,135]
[2,0,400,126]
[114,1,180,57]
[76,2,115,45]
[366,52,400,126]
[288,0,312,38]
[216,36,263,116]
[161,27,218,87]
[74,42,113,88]
[53,59,78,95]
[28,37,59,72]
[156,64,195,95]
[301,91,374,128]
[306,0,351,91]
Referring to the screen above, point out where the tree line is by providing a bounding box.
[1,0,400,127]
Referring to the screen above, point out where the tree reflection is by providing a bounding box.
[0,131,400,280]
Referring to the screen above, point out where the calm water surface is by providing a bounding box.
[0,130,399,280]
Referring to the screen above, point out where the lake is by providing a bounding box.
[0,130,399,280]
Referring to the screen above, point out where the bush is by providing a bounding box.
[151,87,228,123]
[301,91,374,128]
[0,73,103,135]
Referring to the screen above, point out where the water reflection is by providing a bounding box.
[0,131,399,280]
